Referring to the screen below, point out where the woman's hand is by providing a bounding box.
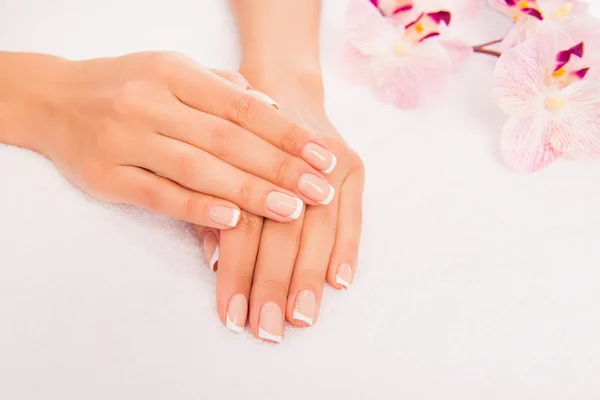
[196,72,365,342]
[0,52,338,227]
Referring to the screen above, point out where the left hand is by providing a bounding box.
[195,72,365,342]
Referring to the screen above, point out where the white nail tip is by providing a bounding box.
[226,315,244,333]
[209,244,219,271]
[258,327,282,343]
[319,184,335,205]
[336,275,351,289]
[228,209,241,227]
[293,310,314,326]
[322,152,337,174]
[248,89,279,109]
[289,198,304,220]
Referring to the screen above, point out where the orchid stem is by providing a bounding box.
[474,38,503,48]
[473,47,502,57]
[472,38,504,58]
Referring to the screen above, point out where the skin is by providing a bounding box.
[0,51,337,227]
[196,0,365,342]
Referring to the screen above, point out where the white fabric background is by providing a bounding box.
[1,1,599,399]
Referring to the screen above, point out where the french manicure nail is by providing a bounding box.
[203,231,219,271]
[266,192,303,219]
[258,302,284,343]
[302,142,337,174]
[336,263,353,289]
[247,89,280,109]
[209,205,240,227]
[293,290,317,326]
[298,174,335,205]
[226,293,248,333]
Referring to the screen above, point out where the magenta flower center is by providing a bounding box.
[546,42,590,90]
[402,11,452,45]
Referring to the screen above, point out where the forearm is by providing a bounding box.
[0,52,68,153]
[230,0,324,106]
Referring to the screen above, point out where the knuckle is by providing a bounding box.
[177,154,202,184]
[228,93,259,126]
[258,279,288,300]
[138,182,164,211]
[272,156,295,187]
[264,220,302,242]
[207,122,235,158]
[183,193,201,223]
[279,121,302,153]
[295,268,326,288]
[236,211,263,234]
[237,179,255,206]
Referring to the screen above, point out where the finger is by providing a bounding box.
[167,63,337,174]
[153,105,334,206]
[208,69,250,89]
[285,196,339,327]
[215,212,264,333]
[194,226,220,271]
[248,215,305,343]
[326,164,365,290]
[130,134,305,222]
[111,166,241,228]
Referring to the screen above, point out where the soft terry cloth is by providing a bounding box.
[1,1,600,399]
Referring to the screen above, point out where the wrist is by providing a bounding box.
[0,53,72,156]
[240,61,326,115]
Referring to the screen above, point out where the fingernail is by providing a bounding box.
[302,143,337,174]
[209,205,240,227]
[293,290,317,326]
[336,263,353,289]
[298,174,335,205]
[248,89,280,110]
[203,231,219,271]
[266,192,303,220]
[258,302,284,343]
[226,293,248,333]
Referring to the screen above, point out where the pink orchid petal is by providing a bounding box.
[375,41,452,109]
[339,43,376,85]
[501,21,534,50]
[501,116,562,172]
[440,38,474,72]
[494,38,546,118]
[563,79,600,159]
[346,0,401,54]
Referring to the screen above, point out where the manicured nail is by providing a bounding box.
[258,302,284,343]
[302,142,337,174]
[209,204,240,227]
[293,290,317,326]
[248,89,280,109]
[266,192,303,219]
[226,293,248,333]
[336,263,353,289]
[203,231,219,271]
[298,174,335,205]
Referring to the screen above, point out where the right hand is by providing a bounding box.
[7,52,337,228]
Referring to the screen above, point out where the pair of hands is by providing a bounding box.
[195,73,365,343]
[3,50,364,343]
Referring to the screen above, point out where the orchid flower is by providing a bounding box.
[494,34,600,172]
[488,0,600,48]
[342,0,462,108]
